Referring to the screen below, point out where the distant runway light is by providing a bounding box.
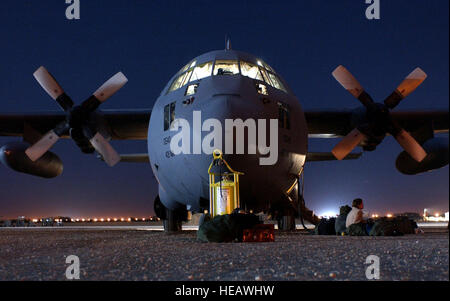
[319,211,338,218]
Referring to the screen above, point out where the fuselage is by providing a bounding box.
[148,50,308,213]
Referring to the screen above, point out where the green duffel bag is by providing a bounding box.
[197,213,260,243]
[369,217,416,236]
[393,216,417,235]
[347,223,367,236]
[369,219,397,236]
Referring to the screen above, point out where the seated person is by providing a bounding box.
[346,198,364,228]
[346,198,373,235]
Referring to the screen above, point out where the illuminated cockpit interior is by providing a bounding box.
[167,58,287,93]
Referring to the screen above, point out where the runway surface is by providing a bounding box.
[0,227,448,281]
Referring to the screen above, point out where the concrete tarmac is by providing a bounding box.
[0,227,447,281]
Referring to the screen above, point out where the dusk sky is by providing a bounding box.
[0,0,448,218]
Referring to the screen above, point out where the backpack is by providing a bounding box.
[314,218,336,235]
[335,215,347,235]
[335,205,352,235]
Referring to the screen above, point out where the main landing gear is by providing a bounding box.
[154,195,188,233]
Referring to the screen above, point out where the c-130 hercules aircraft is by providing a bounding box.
[1,42,448,231]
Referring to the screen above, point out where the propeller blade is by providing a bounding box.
[33,66,74,111]
[89,132,121,167]
[25,130,60,162]
[384,68,427,109]
[331,128,366,160]
[33,67,64,100]
[93,72,128,102]
[332,65,374,107]
[394,129,427,162]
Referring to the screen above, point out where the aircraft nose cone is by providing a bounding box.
[209,75,245,96]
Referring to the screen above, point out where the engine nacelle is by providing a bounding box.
[0,142,63,178]
[396,137,449,175]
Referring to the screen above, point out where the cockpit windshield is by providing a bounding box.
[167,58,287,93]
[213,60,240,76]
[240,62,264,81]
[190,62,213,81]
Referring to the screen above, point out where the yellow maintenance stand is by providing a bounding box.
[208,149,244,217]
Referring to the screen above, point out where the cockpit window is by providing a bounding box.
[267,72,287,92]
[190,62,213,82]
[240,61,264,81]
[185,83,199,96]
[168,69,193,92]
[255,63,287,93]
[168,61,198,93]
[259,68,272,85]
[213,60,239,76]
[263,62,275,73]
[180,60,196,73]
[167,58,287,94]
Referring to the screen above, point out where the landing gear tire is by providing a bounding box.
[154,195,187,233]
[163,208,183,232]
[278,214,296,231]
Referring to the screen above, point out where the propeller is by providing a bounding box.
[331,65,427,162]
[25,66,127,167]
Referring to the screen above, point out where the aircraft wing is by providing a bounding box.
[0,109,150,141]
[2,109,447,141]
[305,110,449,140]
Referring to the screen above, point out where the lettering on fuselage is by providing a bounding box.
[168,111,279,165]
[165,150,175,158]
[163,136,171,145]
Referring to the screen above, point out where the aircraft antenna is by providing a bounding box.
[225,35,232,50]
